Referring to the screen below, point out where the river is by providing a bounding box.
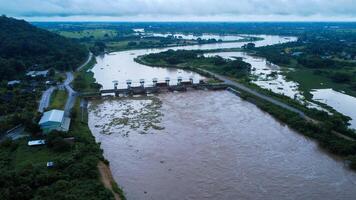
[91,35,296,89]
[88,34,356,199]
[89,90,356,200]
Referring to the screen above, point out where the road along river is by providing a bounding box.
[88,34,356,199]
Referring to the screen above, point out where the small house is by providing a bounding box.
[26,70,49,77]
[7,80,21,86]
[39,109,71,133]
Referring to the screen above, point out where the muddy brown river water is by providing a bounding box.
[89,90,356,200]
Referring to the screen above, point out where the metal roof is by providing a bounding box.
[26,70,49,77]
[39,109,64,125]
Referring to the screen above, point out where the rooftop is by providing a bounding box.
[39,109,65,124]
[7,80,21,85]
[26,70,49,77]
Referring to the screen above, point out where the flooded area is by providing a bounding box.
[205,51,303,100]
[311,89,356,129]
[91,35,296,89]
[88,90,356,200]
[204,51,331,113]
[88,34,356,199]
[148,33,244,41]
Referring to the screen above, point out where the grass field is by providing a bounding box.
[285,67,356,98]
[73,55,99,92]
[58,29,118,39]
[49,89,68,110]
[12,140,71,170]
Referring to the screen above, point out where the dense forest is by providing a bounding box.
[0,16,88,80]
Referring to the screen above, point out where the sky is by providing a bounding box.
[1,0,356,22]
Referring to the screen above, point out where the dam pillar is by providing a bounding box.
[165,77,170,86]
[126,79,132,89]
[152,78,158,87]
[140,79,145,88]
[113,80,118,90]
[177,76,182,85]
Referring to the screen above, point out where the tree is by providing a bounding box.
[243,43,255,50]
[48,68,55,77]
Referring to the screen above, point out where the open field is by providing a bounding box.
[49,89,68,110]
[58,29,118,39]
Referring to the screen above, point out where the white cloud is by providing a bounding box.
[1,0,356,21]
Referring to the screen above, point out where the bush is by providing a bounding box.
[46,131,71,152]
[330,72,352,83]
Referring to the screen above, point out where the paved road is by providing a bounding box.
[76,52,93,72]
[64,72,77,117]
[38,86,56,113]
[200,69,307,118]
[63,51,93,117]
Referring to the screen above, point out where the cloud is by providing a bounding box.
[1,0,356,21]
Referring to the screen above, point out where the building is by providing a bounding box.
[39,109,71,133]
[7,80,21,86]
[26,70,49,77]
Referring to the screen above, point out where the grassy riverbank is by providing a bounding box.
[72,54,127,199]
[73,55,102,93]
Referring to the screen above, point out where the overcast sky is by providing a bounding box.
[1,0,356,21]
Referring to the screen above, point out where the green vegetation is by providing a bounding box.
[0,99,118,200]
[0,17,124,200]
[58,29,118,40]
[36,22,263,55]
[111,181,127,200]
[254,31,356,97]
[0,16,88,80]
[0,80,43,134]
[73,56,102,92]
[49,90,68,110]
[0,16,89,135]
[141,49,251,79]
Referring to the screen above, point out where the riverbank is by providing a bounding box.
[73,54,127,199]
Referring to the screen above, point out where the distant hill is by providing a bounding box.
[0,16,88,80]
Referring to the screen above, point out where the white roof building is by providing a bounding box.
[26,70,49,77]
[39,109,71,133]
[7,80,21,86]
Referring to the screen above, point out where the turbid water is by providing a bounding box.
[311,89,356,129]
[91,35,296,89]
[88,91,356,200]
[91,34,356,126]
[88,34,356,199]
